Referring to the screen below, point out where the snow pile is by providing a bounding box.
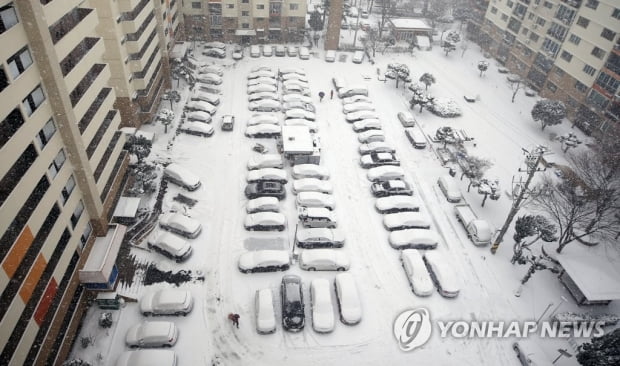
[428,97,462,118]
[552,312,620,326]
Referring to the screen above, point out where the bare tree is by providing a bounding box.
[509,76,523,103]
[461,155,492,192]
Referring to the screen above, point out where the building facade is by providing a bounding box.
[478,0,619,136]
[183,0,307,44]
[0,1,179,365]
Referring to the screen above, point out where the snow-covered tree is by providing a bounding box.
[124,135,152,164]
[419,72,436,90]
[477,61,489,77]
[128,162,158,196]
[387,63,410,88]
[308,10,324,32]
[460,155,492,192]
[577,328,620,366]
[476,178,500,207]
[158,109,175,133]
[409,89,433,113]
[511,215,557,264]
[531,99,566,131]
[442,31,460,56]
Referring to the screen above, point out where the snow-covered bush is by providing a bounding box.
[428,97,462,117]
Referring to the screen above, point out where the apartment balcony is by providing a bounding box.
[41,0,83,26]
[121,0,153,34]
[126,13,156,54]
[87,109,119,165]
[50,8,97,61]
[129,36,157,73]
[79,87,115,140]
[559,0,581,8]
[72,65,111,123]
[94,131,124,187]
[132,50,161,91]
[117,0,142,13]
[63,38,105,93]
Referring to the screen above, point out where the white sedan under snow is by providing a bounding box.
[334,273,362,324]
[140,289,193,316]
[247,84,277,94]
[310,279,335,333]
[248,70,277,79]
[343,102,375,114]
[383,212,432,231]
[247,114,280,126]
[359,141,395,155]
[186,111,212,123]
[299,249,350,271]
[178,121,214,137]
[366,166,406,182]
[246,168,288,183]
[375,195,421,214]
[245,124,282,138]
[238,250,290,273]
[352,119,382,132]
[292,164,330,180]
[244,212,286,231]
[249,99,282,112]
[246,196,280,214]
[247,154,284,170]
[158,212,202,238]
[342,95,372,105]
[282,93,312,104]
[125,321,179,348]
[296,191,336,210]
[248,91,279,102]
[255,289,277,334]
[388,229,440,249]
[285,108,315,121]
[185,100,217,115]
[292,178,333,194]
[247,77,278,87]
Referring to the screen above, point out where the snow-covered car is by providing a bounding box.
[262,45,273,57]
[247,83,277,94]
[342,95,372,105]
[400,249,434,297]
[244,212,286,231]
[367,166,405,182]
[249,99,282,112]
[296,191,336,210]
[343,102,375,114]
[325,50,336,62]
[248,91,279,102]
[246,168,288,184]
[238,250,290,273]
[298,206,337,228]
[282,73,308,82]
[203,48,226,58]
[398,111,416,127]
[292,164,330,180]
[248,70,277,79]
[338,85,368,98]
[384,212,431,231]
[371,179,413,197]
[125,321,179,348]
[147,231,193,262]
[332,77,347,91]
[191,91,220,105]
[345,110,379,122]
[423,251,460,297]
[185,100,217,115]
[116,350,177,366]
[197,73,223,85]
[299,249,350,271]
[295,227,344,248]
[283,84,311,96]
[352,119,382,132]
[334,273,362,325]
[247,154,284,170]
[299,46,310,60]
[245,181,286,200]
[283,119,318,132]
[158,212,202,239]
[198,64,224,76]
[357,130,385,143]
[232,45,244,60]
[204,41,226,49]
[282,93,312,104]
[196,83,221,94]
[389,229,440,249]
[292,178,334,194]
[245,124,282,138]
[140,289,193,316]
[251,66,272,72]
[360,152,400,169]
[310,279,335,333]
[275,45,286,56]
[285,109,315,121]
[178,121,214,137]
[221,114,234,131]
[283,79,310,90]
[375,196,421,214]
[247,196,280,214]
[286,46,298,57]
[405,127,428,148]
[283,101,315,113]
[281,275,305,332]
[250,45,261,57]
[437,175,462,203]
[247,114,280,126]
[512,341,552,366]
[281,67,305,75]
[163,163,201,191]
[352,50,364,63]
[186,110,212,123]
[248,77,278,87]
[359,141,395,155]
[255,289,277,334]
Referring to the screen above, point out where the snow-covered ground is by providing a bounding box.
[69,38,619,366]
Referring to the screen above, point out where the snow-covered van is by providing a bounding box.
[405,128,427,149]
[388,229,440,249]
[400,249,434,297]
[423,251,460,298]
[164,163,201,191]
[334,273,362,324]
[437,175,462,203]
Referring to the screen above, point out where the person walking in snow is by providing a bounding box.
[319,91,325,102]
[330,90,334,99]
[228,313,240,328]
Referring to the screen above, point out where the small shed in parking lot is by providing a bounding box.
[279,126,320,165]
[388,18,432,42]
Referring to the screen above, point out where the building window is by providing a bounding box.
[241,10,249,16]
[583,64,596,76]
[575,81,588,92]
[554,66,564,76]
[568,33,581,45]
[22,85,45,116]
[523,47,532,57]
[191,2,201,8]
[601,28,616,41]
[71,200,84,228]
[500,14,508,22]
[507,0,514,7]
[560,50,572,62]
[47,149,66,179]
[242,23,249,28]
[242,0,249,3]
[7,47,33,80]
[0,4,18,34]
[529,33,539,42]
[35,119,56,150]
[576,16,589,28]
[227,4,234,8]
[591,47,605,59]
[61,175,75,205]
[587,90,609,109]
[0,67,7,92]
[536,17,546,27]
[490,7,497,14]
[290,4,299,10]
[546,82,557,92]
[595,72,620,95]
[543,1,552,8]
[257,4,264,9]
[0,108,24,149]
[585,0,599,9]
[528,13,534,20]
[80,222,92,249]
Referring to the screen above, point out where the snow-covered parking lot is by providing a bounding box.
[70,42,618,366]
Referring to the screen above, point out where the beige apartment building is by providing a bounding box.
[0,1,180,365]
[478,0,619,135]
[183,0,308,44]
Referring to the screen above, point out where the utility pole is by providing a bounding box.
[490,146,548,254]
[352,10,362,48]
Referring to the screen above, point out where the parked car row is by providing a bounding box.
[249,45,310,60]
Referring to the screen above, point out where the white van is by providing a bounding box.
[400,249,434,297]
[164,164,201,191]
[423,251,460,298]
[352,50,365,64]
[405,127,427,149]
[437,175,462,203]
[296,192,336,210]
[325,50,336,62]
